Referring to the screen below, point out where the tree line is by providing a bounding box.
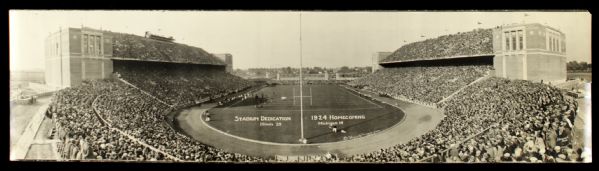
[567,61,592,72]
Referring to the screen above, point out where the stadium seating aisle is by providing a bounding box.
[340,25,582,163]
[48,78,269,162]
[47,63,583,163]
[93,80,266,162]
[342,77,583,163]
[48,80,163,161]
[349,65,493,105]
[46,49,584,163]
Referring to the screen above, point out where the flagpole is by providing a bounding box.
[299,12,306,143]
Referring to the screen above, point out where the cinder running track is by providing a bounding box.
[176,87,444,158]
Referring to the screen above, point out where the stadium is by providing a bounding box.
[10,17,590,163]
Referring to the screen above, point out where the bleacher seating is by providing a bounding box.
[381,29,493,62]
[349,65,492,104]
[110,32,225,65]
[342,77,581,163]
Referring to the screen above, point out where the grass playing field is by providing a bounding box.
[205,84,405,144]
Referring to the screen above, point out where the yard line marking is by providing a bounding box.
[217,85,386,112]
[197,104,408,147]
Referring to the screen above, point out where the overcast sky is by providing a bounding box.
[9,10,591,71]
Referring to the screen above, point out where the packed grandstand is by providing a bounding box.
[381,28,494,63]
[110,32,224,65]
[45,27,584,163]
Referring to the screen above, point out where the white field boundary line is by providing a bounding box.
[346,84,438,109]
[330,86,455,160]
[263,102,369,105]
[198,96,409,147]
[272,115,409,162]
[221,107,384,112]
[259,103,378,108]
[222,85,269,111]
[222,97,246,111]
[225,85,382,110]
[339,85,384,109]
[341,85,419,121]
[200,107,406,147]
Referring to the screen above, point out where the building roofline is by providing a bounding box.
[499,23,564,34]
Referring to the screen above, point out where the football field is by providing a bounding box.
[205,84,405,144]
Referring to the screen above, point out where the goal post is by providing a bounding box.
[293,87,313,106]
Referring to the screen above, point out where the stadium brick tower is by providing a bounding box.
[213,53,233,73]
[44,26,231,89]
[379,23,567,84]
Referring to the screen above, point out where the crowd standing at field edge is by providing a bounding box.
[344,77,585,163]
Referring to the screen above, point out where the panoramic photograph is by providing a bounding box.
[9,10,591,163]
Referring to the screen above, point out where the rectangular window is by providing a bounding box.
[505,32,510,51]
[555,38,558,52]
[549,37,553,51]
[518,30,523,50]
[553,37,556,52]
[551,38,555,51]
[95,35,99,55]
[97,36,102,55]
[91,36,95,56]
[552,38,555,51]
[548,36,551,51]
[83,34,88,55]
[94,36,98,55]
[558,39,562,52]
[511,31,517,51]
[547,37,552,51]
[89,35,94,56]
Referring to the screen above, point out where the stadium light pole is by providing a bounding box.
[299,12,306,144]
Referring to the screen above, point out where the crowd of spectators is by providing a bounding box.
[341,77,583,163]
[349,65,492,104]
[47,32,279,162]
[113,60,254,108]
[47,77,268,162]
[110,32,224,65]
[46,41,585,163]
[382,28,493,62]
[48,80,169,161]
[93,80,269,162]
